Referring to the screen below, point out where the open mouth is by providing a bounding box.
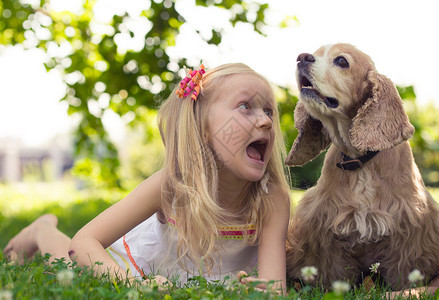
[300,76,339,108]
[246,140,267,163]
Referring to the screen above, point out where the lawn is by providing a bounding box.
[1,182,438,299]
[0,182,127,248]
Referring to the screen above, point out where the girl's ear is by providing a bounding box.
[349,70,415,152]
[285,101,331,166]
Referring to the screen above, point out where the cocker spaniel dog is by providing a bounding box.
[285,43,439,289]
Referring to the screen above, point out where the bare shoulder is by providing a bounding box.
[262,182,290,227]
[268,182,291,211]
[121,168,165,212]
[133,169,165,196]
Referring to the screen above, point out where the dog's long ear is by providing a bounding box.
[285,101,330,166]
[349,70,414,152]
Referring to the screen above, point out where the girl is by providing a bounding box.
[4,63,291,293]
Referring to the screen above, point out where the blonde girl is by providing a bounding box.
[4,63,290,293]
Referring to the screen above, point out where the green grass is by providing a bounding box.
[0,255,411,300]
[1,183,438,299]
[0,254,295,299]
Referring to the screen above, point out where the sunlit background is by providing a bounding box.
[1,0,438,147]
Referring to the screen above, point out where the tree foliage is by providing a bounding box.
[0,0,272,187]
[399,86,439,187]
[1,0,438,189]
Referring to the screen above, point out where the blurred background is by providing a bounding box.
[0,0,438,245]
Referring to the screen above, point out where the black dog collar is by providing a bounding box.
[336,151,379,171]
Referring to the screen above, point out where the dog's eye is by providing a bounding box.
[334,56,349,69]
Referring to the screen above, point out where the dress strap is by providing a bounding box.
[123,235,147,278]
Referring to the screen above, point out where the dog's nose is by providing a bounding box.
[297,53,315,67]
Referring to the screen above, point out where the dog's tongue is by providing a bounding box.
[246,145,261,160]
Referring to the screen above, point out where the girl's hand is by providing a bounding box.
[237,271,279,293]
[386,286,437,299]
[386,275,439,299]
[143,275,172,291]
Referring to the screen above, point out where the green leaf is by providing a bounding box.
[0,0,272,188]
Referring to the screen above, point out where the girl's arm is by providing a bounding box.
[239,186,290,294]
[68,169,164,281]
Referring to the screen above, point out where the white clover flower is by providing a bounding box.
[0,290,13,300]
[408,269,425,284]
[332,280,350,295]
[127,289,139,300]
[57,269,74,286]
[369,262,380,274]
[300,266,318,283]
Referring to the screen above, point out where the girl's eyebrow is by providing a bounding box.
[249,94,274,108]
[233,89,274,107]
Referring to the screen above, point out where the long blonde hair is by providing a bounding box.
[157,63,290,271]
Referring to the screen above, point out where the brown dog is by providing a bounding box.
[285,43,439,289]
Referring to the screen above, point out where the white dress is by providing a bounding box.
[107,213,258,283]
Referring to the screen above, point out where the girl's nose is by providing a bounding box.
[255,110,272,129]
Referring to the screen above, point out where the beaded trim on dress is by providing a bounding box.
[166,217,255,240]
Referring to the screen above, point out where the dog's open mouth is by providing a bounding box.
[246,140,267,162]
[300,76,339,108]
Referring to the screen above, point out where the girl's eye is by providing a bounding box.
[264,108,273,118]
[239,103,249,110]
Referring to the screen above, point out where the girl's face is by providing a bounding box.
[207,73,275,183]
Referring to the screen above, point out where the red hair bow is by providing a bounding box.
[175,64,206,101]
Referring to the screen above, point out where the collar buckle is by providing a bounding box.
[336,150,379,171]
[336,159,363,171]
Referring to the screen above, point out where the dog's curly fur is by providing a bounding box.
[285,43,439,289]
